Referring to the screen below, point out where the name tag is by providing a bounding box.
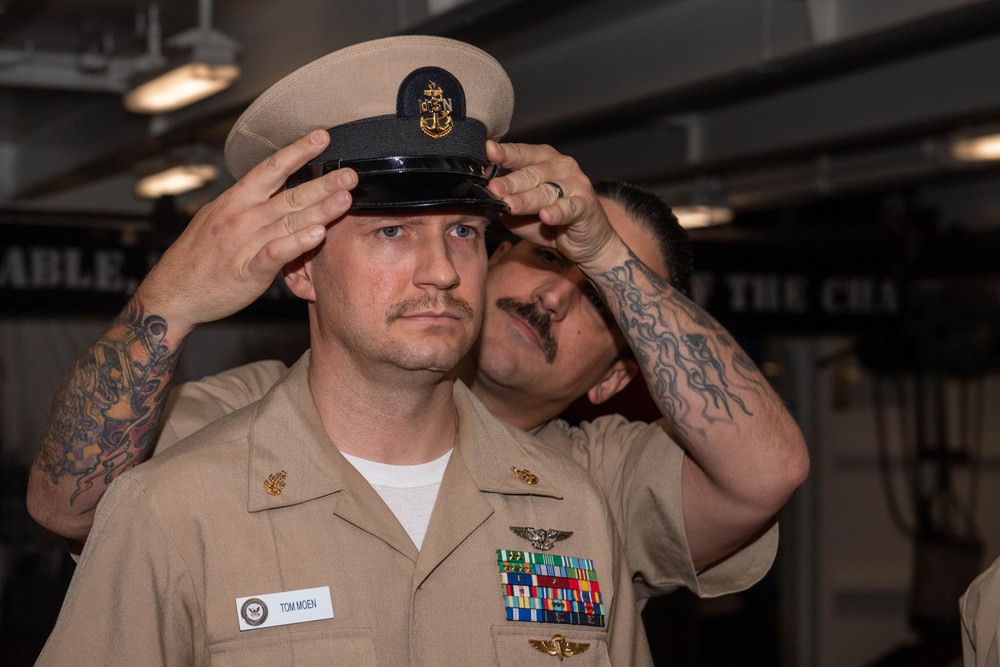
[236,586,334,631]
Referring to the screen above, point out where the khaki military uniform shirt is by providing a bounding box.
[962,554,1000,667]
[155,360,778,602]
[38,354,652,667]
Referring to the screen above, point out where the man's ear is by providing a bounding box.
[587,358,639,405]
[488,240,514,268]
[283,252,317,302]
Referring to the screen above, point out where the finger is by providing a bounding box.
[240,130,331,199]
[269,184,354,243]
[247,224,328,281]
[276,166,357,216]
[535,195,579,228]
[485,139,503,165]
[491,152,582,204]
[487,142,560,197]
[488,141,556,171]
[501,178,574,217]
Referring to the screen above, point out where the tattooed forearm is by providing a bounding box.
[33,297,184,513]
[596,251,781,437]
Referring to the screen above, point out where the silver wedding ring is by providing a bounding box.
[544,181,564,200]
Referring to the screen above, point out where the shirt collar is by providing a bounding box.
[247,351,563,512]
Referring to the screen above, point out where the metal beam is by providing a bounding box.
[499,0,1000,145]
[0,49,130,92]
[698,31,1000,166]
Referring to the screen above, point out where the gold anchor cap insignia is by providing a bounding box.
[510,526,574,551]
[528,634,590,661]
[511,466,538,485]
[263,470,287,496]
[419,82,454,139]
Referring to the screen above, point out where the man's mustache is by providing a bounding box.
[495,297,558,364]
[386,293,476,323]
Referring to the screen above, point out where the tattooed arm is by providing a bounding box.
[27,298,185,540]
[27,130,358,541]
[487,141,809,571]
[587,245,808,570]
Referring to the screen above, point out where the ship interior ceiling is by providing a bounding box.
[4,1,1000,666]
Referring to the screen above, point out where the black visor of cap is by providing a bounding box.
[283,66,508,213]
[287,156,506,211]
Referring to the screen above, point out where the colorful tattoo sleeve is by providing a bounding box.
[33,298,183,514]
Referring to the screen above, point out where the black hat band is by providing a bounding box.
[306,114,488,166]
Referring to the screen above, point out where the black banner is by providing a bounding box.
[6,216,1000,338]
[0,216,304,319]
[691,270,900,335]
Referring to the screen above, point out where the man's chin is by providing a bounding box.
[394,343,474,374]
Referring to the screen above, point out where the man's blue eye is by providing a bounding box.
[453,225,474,238]
[379,226,401,238]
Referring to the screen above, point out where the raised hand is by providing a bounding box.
[486,141,621,269]
[138,129,358,334]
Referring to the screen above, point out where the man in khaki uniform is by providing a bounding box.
[36,36,651,665]
[153,348,779,600]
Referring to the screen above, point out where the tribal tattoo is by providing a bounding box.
[596,252,781,439]
[33,298,183,513]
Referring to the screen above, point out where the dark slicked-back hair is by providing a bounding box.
[594,180,694,299]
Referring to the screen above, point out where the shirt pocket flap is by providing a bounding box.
[210,626,376,667]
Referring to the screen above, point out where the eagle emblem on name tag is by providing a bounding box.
[240,598,268,626]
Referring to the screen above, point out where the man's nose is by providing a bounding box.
[531,276,579,322]
[413,236,460,290]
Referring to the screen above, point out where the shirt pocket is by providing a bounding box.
[492,625,611,666]
[209,626,376,667]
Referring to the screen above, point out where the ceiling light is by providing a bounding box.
[125,59,238,113]
[124,0,239,114]
[950,133,1000,162]
[656,179,734,229]
[135,164,219,198]
[673,205,733,229]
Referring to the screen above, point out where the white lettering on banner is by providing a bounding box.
[0,247,28,287]
[821,277,899,316]
[31,247,62,288]
[65,249,92,289]
[691,272,714,308]
[785,276,809,313]
[94,250,125,292]
[697,270,899,318]
[0,246,137,294]
[725,273,810,314]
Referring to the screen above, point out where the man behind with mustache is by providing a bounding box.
[494,296,558,364]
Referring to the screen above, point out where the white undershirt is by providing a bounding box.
[341,449,452,550]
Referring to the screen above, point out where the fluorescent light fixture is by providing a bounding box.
[124,15,240,115]
[135,164,219,198]
[950,132,1000,162]
[673,205,733,229]
[125,61,239,113]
